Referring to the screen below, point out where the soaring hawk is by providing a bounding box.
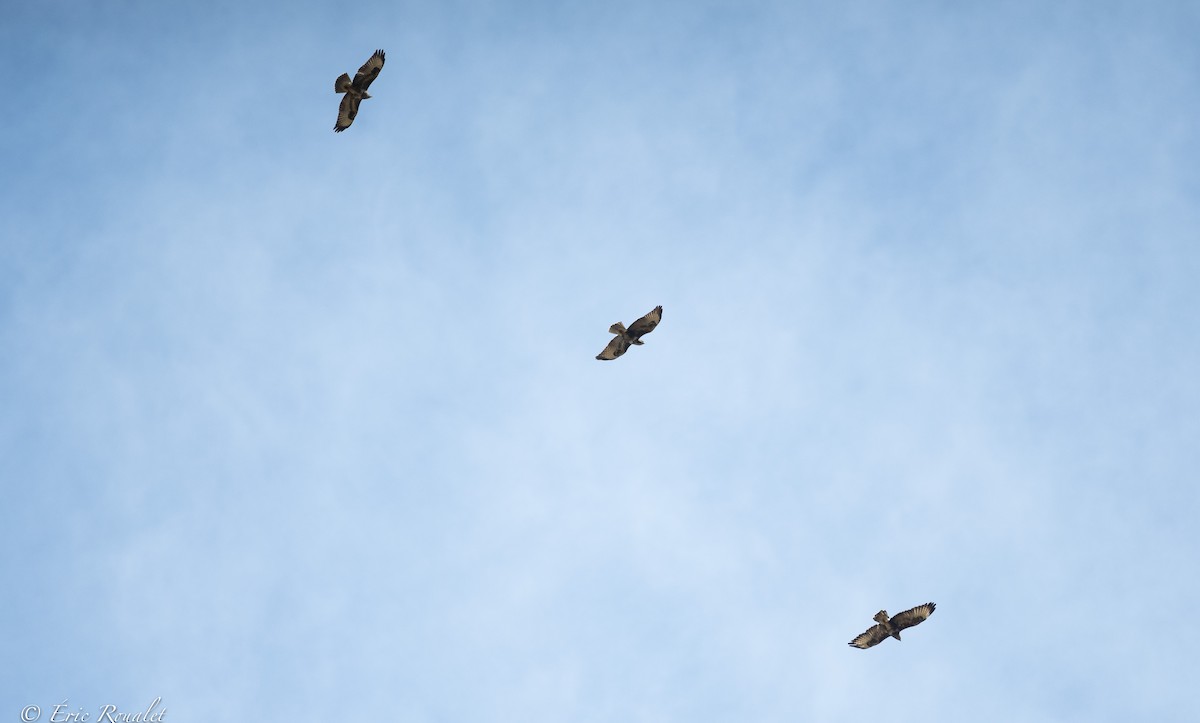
[334,49,385,132]
[596,305,662,361]
[848,602,936,649]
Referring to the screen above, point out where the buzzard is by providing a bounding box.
[595,305,662,361]
[848,602,936,649]
[334,49,386,132]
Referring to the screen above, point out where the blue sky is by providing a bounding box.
[3,0,1199,720]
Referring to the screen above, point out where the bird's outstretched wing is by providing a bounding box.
[335,94,360,132]
[889,602,936,632]
[596,335,632,361]
[626,305,662,340]
[353,49,386,91]
[848,624,891,649]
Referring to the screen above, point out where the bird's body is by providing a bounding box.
[334,49,386,132]
[596,305,662,360]
[848,602,936,649]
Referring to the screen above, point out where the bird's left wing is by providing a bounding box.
[890,602,936,631]
[596,335,632,361]
[334,94,360,132]
[848,624,890,649]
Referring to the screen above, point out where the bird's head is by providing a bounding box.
[362,92,372,100]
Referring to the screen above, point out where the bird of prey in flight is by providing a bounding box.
[848,602,936,649]
[596,305,662,361]
[334,49,385,132]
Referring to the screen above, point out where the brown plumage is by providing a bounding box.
[848,602,936,649]
[334,49,385,132]
[596,305,662,361]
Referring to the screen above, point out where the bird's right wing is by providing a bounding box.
[890,602,936,631]
[354,49,386,91]
[625,305,662,340]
